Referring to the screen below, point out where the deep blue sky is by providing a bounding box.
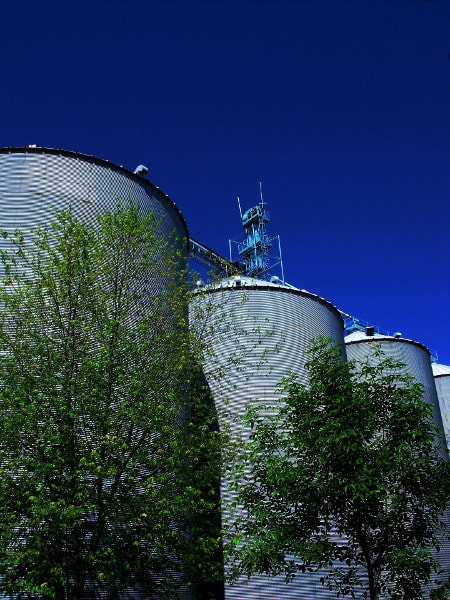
[2,0,449,363]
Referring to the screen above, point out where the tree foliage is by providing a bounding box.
[228,338,450,599]
[0,204,223,599]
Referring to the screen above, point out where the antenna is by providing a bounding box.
[237,196,242,219]
[259,181,264,205]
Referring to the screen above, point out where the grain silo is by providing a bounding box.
[345,330,446,448]
[345,329,450,595]
[432,363,450,450]
[0,146,187,254]
[0,147,193,599]
[191,275,345,600]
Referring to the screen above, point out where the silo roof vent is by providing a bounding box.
[134,164,148,177]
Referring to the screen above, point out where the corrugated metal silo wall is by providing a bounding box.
[0,148,192,600]
[432,370,450,600]
[0,148,187,248]
[192,283,345,600]
[345,339,446,454]
[345,338,450,597]
[434,373,450,450]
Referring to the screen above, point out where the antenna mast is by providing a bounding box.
[237,196,242,219]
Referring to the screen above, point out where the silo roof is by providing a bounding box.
[432,363,450,377]
[197,275,343,324]
[344,330,430,355]
[345,331,383,343]
[215,275,300,290]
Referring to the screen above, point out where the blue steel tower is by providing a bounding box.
[229,186,284,282]
[237,200,271,279]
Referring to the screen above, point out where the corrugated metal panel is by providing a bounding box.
[0,149,187,248]
[0,149,192,600]
[433,364,450,450]
[345,336,450,595]
[192,281,345,599]
[345,336,446,450]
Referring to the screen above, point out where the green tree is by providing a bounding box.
[0,204,223,599]
[227,338,450,599]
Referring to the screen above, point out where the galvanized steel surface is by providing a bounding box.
[345,335,450,591]
[0,147,188,253]
[0,148,192,600]
[345,335,446,444]
[433,364,450,450]
[192,280,345,599]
